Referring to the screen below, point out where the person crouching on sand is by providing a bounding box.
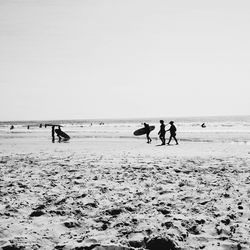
[167,121,178,145]
[158,120,166,145]
[144,123,152,144]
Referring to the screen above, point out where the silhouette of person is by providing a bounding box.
[158,120,166,145]
[167,121,178,145]
[55,126,62,142]
[55,126,70,142]
[144,123,152,143]
[201,123,206,128]
[51,125,55,143]
[10,125,14,130]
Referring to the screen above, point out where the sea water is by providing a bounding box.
[0,116,250,144]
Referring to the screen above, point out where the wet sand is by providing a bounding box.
[0,138,250,249]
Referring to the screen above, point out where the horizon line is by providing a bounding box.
[0,114,250,123]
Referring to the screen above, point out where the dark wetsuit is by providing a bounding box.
[51,125,55,142]
[144,123,152,143]
[159,124,166,145]
[167,124,178,145]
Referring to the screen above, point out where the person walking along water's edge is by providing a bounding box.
[158,120,166,145]
[144,123,152,143]
[167,121,178,145]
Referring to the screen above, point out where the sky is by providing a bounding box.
[0,0,250,121]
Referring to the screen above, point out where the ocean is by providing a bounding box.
[0,116,250,144]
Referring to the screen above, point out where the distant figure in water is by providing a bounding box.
[167,121,178,145]
[27,125,30,129]
[144,123,152,144]
[201,123,206,128]
[39,124,42,128]
[10,125,14,130]
[158,120,166,145]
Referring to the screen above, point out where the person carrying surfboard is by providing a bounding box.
[158,120,166,145]
[167,121,178,145]
[144,123,152,144]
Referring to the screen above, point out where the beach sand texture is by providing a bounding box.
[0,120,250,250]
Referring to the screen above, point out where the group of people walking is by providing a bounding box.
[144,120,178,145]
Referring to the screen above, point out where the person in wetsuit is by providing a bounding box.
[51,125,55,142]
[158,120,166,145]
[167,121,178,145]
[55,126,63,142]
[55,126,70,142]
[144,123,152,144]
[201,123,206,128]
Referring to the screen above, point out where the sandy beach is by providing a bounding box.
[1,0,250,248]
[1,126,250,250]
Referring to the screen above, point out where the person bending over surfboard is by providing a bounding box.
[158,120,166,145]
[55,126,70,142]
[49,125,70,142]
[144,123,152,144]
[167,121,178,145]
[55,126,62,141]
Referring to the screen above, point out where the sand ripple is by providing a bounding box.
[0,153,250,249]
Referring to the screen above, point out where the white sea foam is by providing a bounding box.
[0,116,250,143]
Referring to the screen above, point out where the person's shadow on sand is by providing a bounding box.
[156,144,174,147]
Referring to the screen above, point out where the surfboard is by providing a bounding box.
[133,126,155,136]
[45,124,62,128]
[55,129,70,139]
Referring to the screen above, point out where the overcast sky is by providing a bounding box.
[0,0,249,121]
